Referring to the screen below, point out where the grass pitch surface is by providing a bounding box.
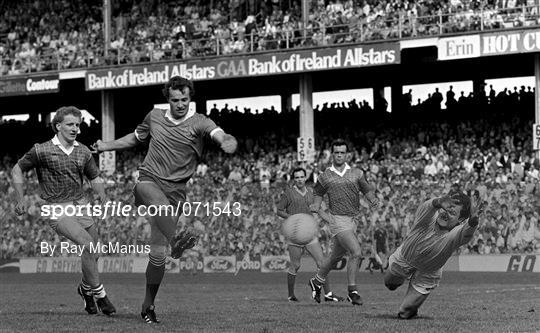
[0,271,538,332]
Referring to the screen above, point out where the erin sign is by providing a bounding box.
[85,43,400,90]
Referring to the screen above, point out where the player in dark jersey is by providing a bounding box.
[11,106,116,316]
[93,76,237,323]
[277,167,343,303]
[308,139,380,306]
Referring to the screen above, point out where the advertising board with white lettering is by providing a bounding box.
[179,255,204,272]
[458,254,539,272]
[0,74,60,97]
[18,257,177,273]
[203,256,236,273]
[85,43,400,90]
[260,255,289,273]
[234,255,261,274]
[438,28,540,60]
[438,35,481,60]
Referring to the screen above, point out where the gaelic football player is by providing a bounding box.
[384,190,482,319]
[11,106,116,316]
[93,76,237,323]
[277,167,343,302]
[308,139,380,306]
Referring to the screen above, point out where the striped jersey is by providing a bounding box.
[313,164,372,216]
[17,138,99,203]
[135,108,220,183]
[276,185,314,215]
[400,198,477,272]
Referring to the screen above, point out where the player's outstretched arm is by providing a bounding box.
[432,193,462,212]
[90,177,107,204]
[10,164,26,215]
[91,133,140,153]
[212,130,237,154]
[467,192,484,228]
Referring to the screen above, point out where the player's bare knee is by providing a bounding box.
[76,236,94,253]
[349,249,363,260]
[289,261,301,274]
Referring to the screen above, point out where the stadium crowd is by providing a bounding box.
[1,0,539,75]
[0,84,539,259]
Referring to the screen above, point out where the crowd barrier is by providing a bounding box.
[1,254,538,274]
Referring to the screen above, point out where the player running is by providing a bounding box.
[92,76,237,324]
[308,139,380,306]
[384,190,482,319]
[11,106,116,316]
[276,167,344,303]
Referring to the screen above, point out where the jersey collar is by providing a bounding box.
[293,185,307,196]
[165,108,195,125]
[329,163,350,177]
[51,135,79,155]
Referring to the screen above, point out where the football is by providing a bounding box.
[281,213,318,246]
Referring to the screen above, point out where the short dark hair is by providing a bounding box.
[292,168,306,177]
[162,76,195,100]
[51,106,82,133]
[331,139,348,152]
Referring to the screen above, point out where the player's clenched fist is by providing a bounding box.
[220,134,237,154]
[91,140,106,153]
[14,201,26,216]
[366,192,381,209]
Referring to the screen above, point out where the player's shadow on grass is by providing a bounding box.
[365,313,434,321]
[25,311,133,321]
[254,298,352,307]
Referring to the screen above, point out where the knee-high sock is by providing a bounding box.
[287,272,296,297]
[143,254,166,310]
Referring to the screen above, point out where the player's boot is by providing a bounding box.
[324,292,345,302]
[170,230,198,259]
[77,285,97,314]
[96,296,116,316]
[141,305,160,323]
[347,291,363,306]
[287,296,299,302]
[398,309,418,319]
[308,278,322,303]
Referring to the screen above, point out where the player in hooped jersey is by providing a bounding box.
[308,139,380,306]
[93,76,237,323]
[11,106,116,316]
[384,190,482,319]
[276,167,344,303]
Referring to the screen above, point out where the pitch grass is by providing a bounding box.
[0,272,538,332]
